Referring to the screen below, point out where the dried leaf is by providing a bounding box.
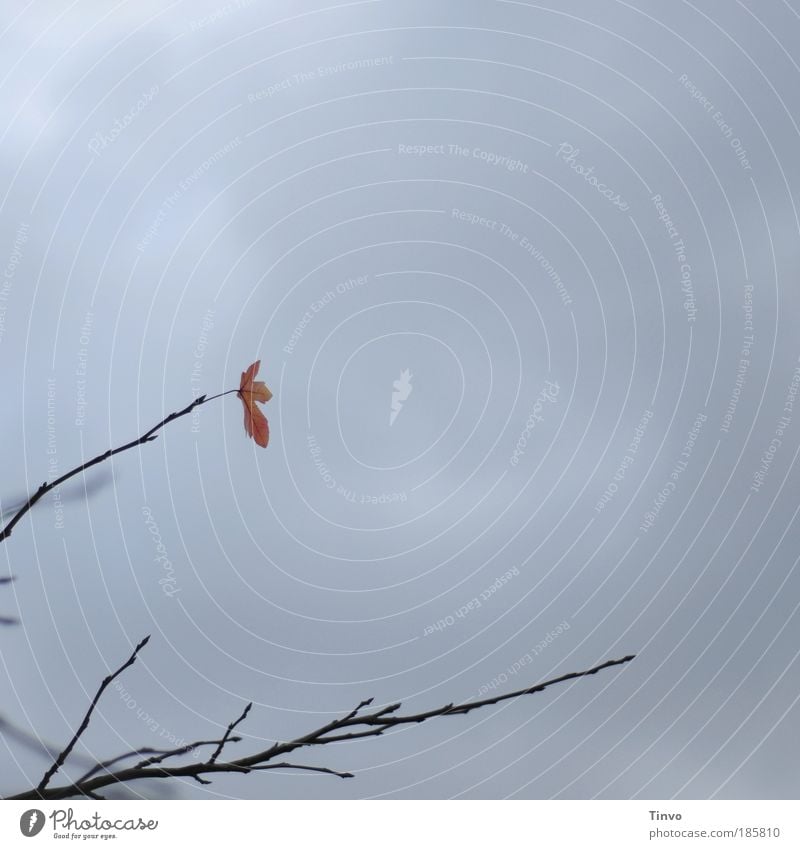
[238,360,272,447]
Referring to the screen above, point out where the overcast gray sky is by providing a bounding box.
[1,0,799,800]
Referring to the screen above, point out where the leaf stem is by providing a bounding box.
[202,388,241,403]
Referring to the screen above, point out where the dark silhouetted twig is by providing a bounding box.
[1,469,114,523]
[209,702,252,764]
[0,390,238,544]
[5,637,634,800]
[75,736,245,784]
[36,636,150,793]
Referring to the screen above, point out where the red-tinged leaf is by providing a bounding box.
[238,360,272,447]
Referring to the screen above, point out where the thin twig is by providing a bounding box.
[7,648,635,800]
[36,636,150,792]
[246,762,354,779]
[134,737,242,770]
[0,390,239,544]
[76,737,244,783]
[209,703,252,764]
[1,470,114,523]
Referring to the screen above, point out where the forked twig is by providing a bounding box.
[6,637,634,801]
[36,636,150,792]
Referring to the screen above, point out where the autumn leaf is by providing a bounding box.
[238,360,272,447]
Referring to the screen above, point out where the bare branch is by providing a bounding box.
[36,636,151,792]
[76,737,244,784]
[133,737,242,770]
[209,703,252,764]
[1,470,114,523]
[249,763,353,779]
[79,788,106,801]
[342,698,374,721]
[0,390,239,544]
[5,640,635,800]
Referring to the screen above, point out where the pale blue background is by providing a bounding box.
[1,0,799,799]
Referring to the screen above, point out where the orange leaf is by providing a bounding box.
[238,360,272,447]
